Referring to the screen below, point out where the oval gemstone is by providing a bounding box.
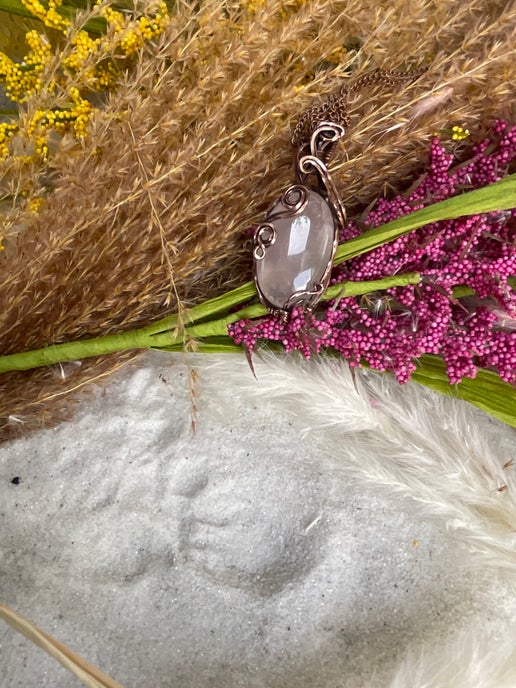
[254,187,336,311]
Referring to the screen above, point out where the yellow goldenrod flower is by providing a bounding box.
[104,2,169,57]
[35,134,49,159]
[69,87,92,138]
[0,30,51,102]
[21,0,70,32]
[28,196,44,213]
[100,5,125,31]
[96,62,119,88]
[0,0,170,176]
[63,30,100,81]
[241,0,266,16]
[451,125,470,141]
[0,122,18,159]
[118,28,144,56]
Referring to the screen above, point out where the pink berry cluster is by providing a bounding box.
[229,122,516,385]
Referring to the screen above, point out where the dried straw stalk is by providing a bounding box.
[0,601,125,688]
[1,0,515,440]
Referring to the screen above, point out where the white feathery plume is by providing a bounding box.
[199,352,516,686]
[202,352,516,572]
[388,623,516,688]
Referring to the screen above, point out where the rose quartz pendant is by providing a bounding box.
[253,185,337,314]
[252,121,346,319]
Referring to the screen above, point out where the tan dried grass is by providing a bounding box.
[0,0,515,440]
[0,601,126,688]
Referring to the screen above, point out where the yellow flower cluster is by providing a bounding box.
[28,86,92,159]
[0,122,18,159]
[101,2,169,57]
[101,5,126,32]
[0,31,52,102]
[0,0,170,243]
[69,86,92,138]
[22,0,70,31]
[0,1,169,164]
[63,30,99,83]
[28,196,44,213]
[240,0,266,16]
[62,2,169,85]
[451,125,470,141]
[95,62,119,89]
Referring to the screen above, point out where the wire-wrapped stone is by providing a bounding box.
[253,185,337,315]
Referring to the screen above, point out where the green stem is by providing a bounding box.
[167,272,423,341]
[323,271,420,300]
[0,265,512,374]
[0,328,157,373]
[0,274,422,373]
[141,282,257,335]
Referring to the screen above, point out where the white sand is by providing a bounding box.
[1,351,515,687]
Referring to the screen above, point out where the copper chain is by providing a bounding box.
[291,68,425,150]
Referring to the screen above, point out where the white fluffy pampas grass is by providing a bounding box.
[204,352,516,687]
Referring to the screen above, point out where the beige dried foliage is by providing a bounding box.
[0,0,515,440]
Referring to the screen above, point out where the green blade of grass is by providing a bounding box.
[155,341,245,354]
[0,329,154,373]
[145,177,516,336]
[334,174,516,264]
[412,355,516,428]
[0,275,423,372]
[142,282,258,336]
[149,273,422,341]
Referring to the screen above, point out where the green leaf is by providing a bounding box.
[324,272,420,300]
[411,355,516,428]
[155,341,244,354]
[334,174,516,264]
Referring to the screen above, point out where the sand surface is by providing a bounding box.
[1,351,515,687]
